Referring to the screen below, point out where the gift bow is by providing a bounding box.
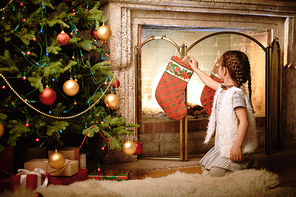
[17,168,48,188]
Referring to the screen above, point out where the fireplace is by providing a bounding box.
[101,0,295,161]
[136,28,269,157]
[140,27,268,118]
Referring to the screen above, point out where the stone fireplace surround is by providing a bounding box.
[100,0,296,161]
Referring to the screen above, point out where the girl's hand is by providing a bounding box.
[230,143,242,163]
[182,55,191,65]
[188,57,199,70]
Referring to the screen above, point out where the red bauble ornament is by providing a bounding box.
[25,123,29,127]
[39,87,57,105]
[91,29,99,40]
[112,78,120,88]
[57,31,70,45]
[134,141,143,155]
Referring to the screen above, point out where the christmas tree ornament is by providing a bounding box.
[57,31,70,45]
[0,124,4,138]
[25,123,29,127]
[122,140,136,155]
[134,141,143,155]
[48,150,65,169]
[96,25,112,41]
[112,77,120,88]
[33,37,37,41]
[104,93,119,108]
[92,29,99,40]
[63,79,79,96]
[155,56,193,120]
[26,51,31,55]
[2,85,5,89]
[39,87,57,105]
[22,76,27,80]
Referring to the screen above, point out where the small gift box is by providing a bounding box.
[47,160,79,177]
[48,147,80,161]
[88,169,129,181]
[11,168,50,191]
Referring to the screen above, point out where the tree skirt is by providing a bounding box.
[3,169,296,197]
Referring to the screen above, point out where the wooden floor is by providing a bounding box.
[129,167,202,180]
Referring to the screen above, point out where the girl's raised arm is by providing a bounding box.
[183,56,220,91]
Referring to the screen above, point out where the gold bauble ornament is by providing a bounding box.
[63,79,79,96]
[122,141,137,155]
[104,93,119,108]
[96,25,112,41]
[0,124,4,138]
[48,150,65,169]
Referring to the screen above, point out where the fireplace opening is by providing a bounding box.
[140,26,268,120]
[137,26,269,157]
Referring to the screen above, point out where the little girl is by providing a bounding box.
[184,50,258,177]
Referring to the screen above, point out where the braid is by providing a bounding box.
[248,75,254,112]
[230,54,242,87]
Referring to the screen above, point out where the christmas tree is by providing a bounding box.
[0,0,139,156]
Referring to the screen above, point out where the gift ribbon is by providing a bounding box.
[17,168,48,188]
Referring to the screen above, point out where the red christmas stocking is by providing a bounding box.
[155,56,193,120]
[200,60,222,116]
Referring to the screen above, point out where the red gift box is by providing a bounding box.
[88,169,129,181]
[50,168,88,185]
[11,168,50,191]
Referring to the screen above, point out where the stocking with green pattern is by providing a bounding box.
[155,56,193,120]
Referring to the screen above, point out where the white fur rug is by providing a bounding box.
[2,169,296,197]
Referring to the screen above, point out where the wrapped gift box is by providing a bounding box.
[48,147,80,162]
[50,168,88,185]
[11,169,50,191]
[24,159,48,172]
[88,169,129,181]
[24,159,79,177]
[48,160,79,177]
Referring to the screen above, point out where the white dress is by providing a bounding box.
[200,91,253,171]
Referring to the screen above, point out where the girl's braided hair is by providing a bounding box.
[219,50,253,109]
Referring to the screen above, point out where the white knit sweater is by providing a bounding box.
[204,85,258,158]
